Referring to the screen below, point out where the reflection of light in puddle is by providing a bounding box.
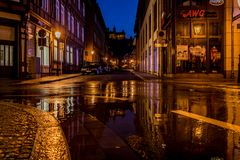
[36,97,74,119]
[122,81,128,97]
[194,122,203,139]
[172,110,240,133]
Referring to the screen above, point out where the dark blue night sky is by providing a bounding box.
[97,0,138,38]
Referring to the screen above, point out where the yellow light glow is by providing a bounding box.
[194,25,201,35]
[55,31,61,39]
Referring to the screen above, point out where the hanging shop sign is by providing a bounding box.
[209,0,224,6]
[38,29,46,38]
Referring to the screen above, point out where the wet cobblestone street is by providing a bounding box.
[0,102,70,160]
[1,71,240,159]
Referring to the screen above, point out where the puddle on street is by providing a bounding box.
[4,80,240,160]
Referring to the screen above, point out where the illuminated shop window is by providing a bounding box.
[0,45,13,66]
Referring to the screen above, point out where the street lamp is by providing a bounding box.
[55,31,61,76]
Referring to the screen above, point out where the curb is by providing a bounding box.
[15,74,82,85]
[0,102,71,160]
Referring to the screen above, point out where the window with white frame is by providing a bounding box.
[68,12,71,31]
[77,21,80,38]
[42,0,49,12]
[70,47,73,64]
[71,16,74,33]
[82,27,84,42]
[66,45,69,63]
[54,39,58,61]
[56,0,60,21]
[83,2,85,17]
[61,4,65,25]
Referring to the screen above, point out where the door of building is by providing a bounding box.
[0,42,15,78]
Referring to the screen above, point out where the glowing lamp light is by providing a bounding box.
[194,25,202,35]
[55,31,61,39]
[91,50,94,54]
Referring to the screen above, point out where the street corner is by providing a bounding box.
[0,102,71,160]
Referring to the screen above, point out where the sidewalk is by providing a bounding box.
[0,101,140,160]
[130,70,240,90]
[0,102,70,159]
[16,73,82,85]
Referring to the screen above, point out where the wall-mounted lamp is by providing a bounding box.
[55,31,61,39]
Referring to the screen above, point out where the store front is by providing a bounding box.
[0,25,17,78]
[174,0,224,74]
[26,16,51,78]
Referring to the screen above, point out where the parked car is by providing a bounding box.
[81,65,102,75]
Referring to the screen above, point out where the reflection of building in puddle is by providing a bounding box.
[36,97,76,120]
[172,90,240,159]
[109,108,126,118]
[121,81,136,101]
[85,81,100,95]
[105,82,116,102]
[129,81,136,101]
[84,95,98,105]
[225,91,240,160]
[136,82,171,159]
[122,81,128,97]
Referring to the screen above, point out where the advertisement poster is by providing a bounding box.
[189,45,206,57]
[189,45,206,63]
[177,45,188,60]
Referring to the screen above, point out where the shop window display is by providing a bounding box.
[189,45,206,72]
[210,46,221,72]
[176,44,206,73]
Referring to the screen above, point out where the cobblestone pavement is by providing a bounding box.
[0,102,70,160]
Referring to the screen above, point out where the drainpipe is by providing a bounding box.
[231,0,234,79]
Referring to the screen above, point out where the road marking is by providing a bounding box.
[171,110,240,133]
[130,71,146,81]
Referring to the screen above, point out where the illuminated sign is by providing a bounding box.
[181,10,218,18]
[209,0,224,6]
[182,10,206,18]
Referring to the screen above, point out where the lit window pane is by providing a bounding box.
[5,45,9,66]
[10,46,13,66]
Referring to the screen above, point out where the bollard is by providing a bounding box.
[238,54,240,83]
